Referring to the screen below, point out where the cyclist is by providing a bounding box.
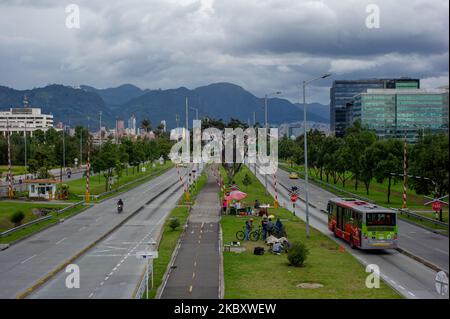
[245,218,253,241]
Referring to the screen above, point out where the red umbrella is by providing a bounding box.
[228,190,247,201]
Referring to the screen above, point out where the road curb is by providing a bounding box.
[395,247,449,276]
[218,220,225,299]
[132,185,184,299]
[15,180,179,299]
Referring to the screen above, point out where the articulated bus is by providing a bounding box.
[327,198,398,250]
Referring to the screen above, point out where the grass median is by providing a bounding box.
[0,202,88,244]
[220,165,400,299]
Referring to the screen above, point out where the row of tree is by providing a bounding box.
[279,121,449,200]
[0,126,174,187]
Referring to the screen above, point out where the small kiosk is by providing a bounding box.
[25,179,59,200]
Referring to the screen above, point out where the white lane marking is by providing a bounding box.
[398,285,405,290]
[100,281,104,286]
[390,280,397,285]
[88,293,94,298]
[20,254,37,264]
[408,291,416,297]
[401,234,413,240]
[79,226,87,231]
[434,248,449,255]
[55,237,67,245]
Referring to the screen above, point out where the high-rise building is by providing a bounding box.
[330,78,420,137]
[0,107,54,136]
[116,119,125,136]
[127,114,136,135]
[352,88,448,142]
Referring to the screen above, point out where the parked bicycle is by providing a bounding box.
[236,226,262,241]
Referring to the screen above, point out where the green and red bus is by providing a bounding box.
[327,198,398,250]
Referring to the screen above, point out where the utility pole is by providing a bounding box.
[6,118,14,199]
[23,96,28,172]
[302,74,332,239]
[175,114,180,128]
[80,129,83,166]
[99,111,103,147]
[85,136,91,203]
[402,132,408,209]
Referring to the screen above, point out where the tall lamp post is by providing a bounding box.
[190,107,199,120]
[303,73,332,238]
[264,91,281,195]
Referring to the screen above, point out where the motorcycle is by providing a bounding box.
[117,204,123,213]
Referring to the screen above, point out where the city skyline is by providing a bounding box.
[0,0,448,105]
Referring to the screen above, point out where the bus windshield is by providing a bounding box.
[366,212,396,226]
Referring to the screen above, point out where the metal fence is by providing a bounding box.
[395,208,449,228]
[0,215,53,237]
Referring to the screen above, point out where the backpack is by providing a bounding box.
[253,247,265,255]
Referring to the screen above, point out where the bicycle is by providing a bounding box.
[236,226,262,241]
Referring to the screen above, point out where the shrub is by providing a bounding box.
[287,242,309,267]
[242,173,252,186]
[10,210,25,227]
[169,218,180,231]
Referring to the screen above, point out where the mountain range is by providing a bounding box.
[0,83,329,130]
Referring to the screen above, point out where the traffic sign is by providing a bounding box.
[290,194,298,203]
[432,201,443,212]
[136,251,158,260]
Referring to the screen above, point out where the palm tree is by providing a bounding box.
[141,119,151,133]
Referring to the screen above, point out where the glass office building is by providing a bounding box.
[353,89,449,142]
[330,78,420,137]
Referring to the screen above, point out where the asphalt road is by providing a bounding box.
[161,170,221,299]
[251,164,448,299]
[276,166,449,273]
[0,167,188,299]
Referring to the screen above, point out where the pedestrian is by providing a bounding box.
[245,218,253,241]
[275,218,284,236]
[222,198,227,213]
[261,216,268,240]
[267,218,274,237]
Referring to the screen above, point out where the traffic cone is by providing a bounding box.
[340,245,345,252]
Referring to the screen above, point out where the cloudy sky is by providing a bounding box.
[0,0,448,104]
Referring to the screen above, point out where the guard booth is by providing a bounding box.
[25,179,59,200]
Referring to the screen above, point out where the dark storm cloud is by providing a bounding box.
[0,0,448,104]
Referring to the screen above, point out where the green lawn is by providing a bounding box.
[0,202,67,232]
[66,162,173,197]
[220,166,400,299]
[0,202,87,244]
[281,163,449,229]
[0,165,27,177]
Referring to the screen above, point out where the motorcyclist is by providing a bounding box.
[117,199,124,211]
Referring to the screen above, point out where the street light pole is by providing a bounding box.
[263,91,281,195]
[302,74,331,239]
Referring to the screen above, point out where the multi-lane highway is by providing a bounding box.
[0,167,189,299]
[251,164,449,299]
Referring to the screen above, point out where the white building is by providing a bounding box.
[0,107,54,136]
[127,114,137,135]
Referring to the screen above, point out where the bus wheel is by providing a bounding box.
[350,237,355,249]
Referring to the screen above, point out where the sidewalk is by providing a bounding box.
[160,169,221,299]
